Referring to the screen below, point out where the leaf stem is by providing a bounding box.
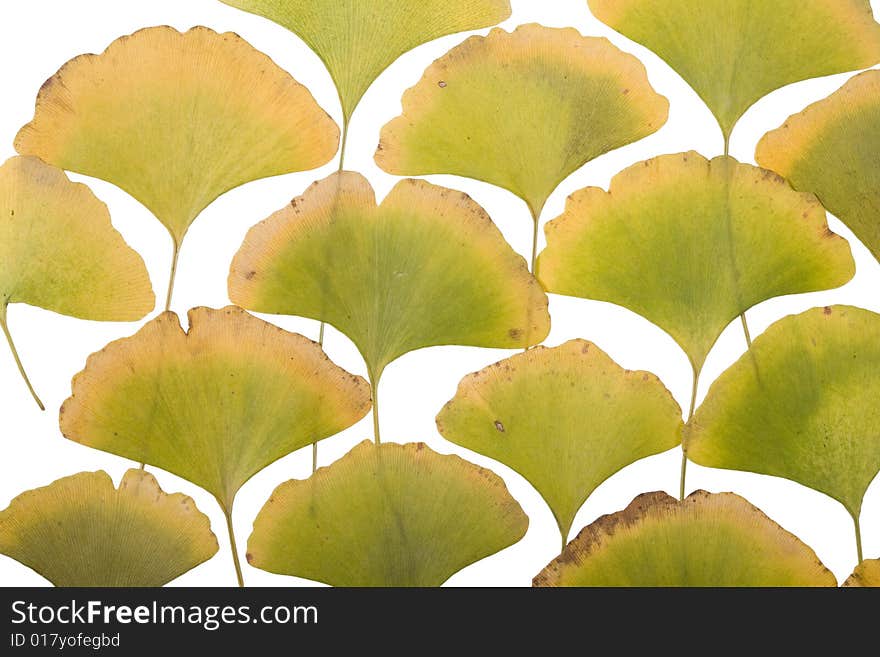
[528,204,540,274]
[164,240,181,312]
[0,303,44,411]
[369,370,382,445]
[680,367,700,501]
[854,515,863,565]
[224,506,245,587]
[739,313,753,348]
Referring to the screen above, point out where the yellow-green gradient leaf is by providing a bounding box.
[228,172,549,381]
[436,340,682,545]
[0,155,153,410]
[689,305,880,525]
[757,70,880,262]
[59,306,371,512]
[588,0,880,141]
[219,0,511,123]
[247,441,528,587]
[376,24,668,217]
[537,152,854,373]
[843,560,880,587]
[0,469,218,587]
[15,26,339,246]
[0,156,153,320]
[534,491,835,587]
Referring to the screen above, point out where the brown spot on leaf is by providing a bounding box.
[823,306,833,315]
[494,420,505,433]
[438,80,447,88]
[508,328,522,340]
[245,270,256,280]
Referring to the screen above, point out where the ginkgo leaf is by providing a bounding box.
[228,172,550,441]
[436,340,682,546]
[0,155,154,410]
[588,0,880,145]
[534,491,835,587]
[843,560,880,587]
[0,469,217,587]
[247,440,528,587]
[688,305,880,563]
[218,0,512,125]
[15,26,339,310]
[756,70,880,262]
[537,152,855,377]
[376,24,668,232]
[59,305,371,585]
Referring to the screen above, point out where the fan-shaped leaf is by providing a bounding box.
[0,469,217,587]
[436,340,682,545]
[228,171,550,385]
[247,440,528,587]
[844,560,880,587]
[537,152,855,374]
[756,70,880,262]
[688,305,880,560]
[218,0,511,123]
[15,26,339,308]
[59,306,371,513]
[376,24,668,220]
[534,491,835,587]
[0,155,153,409]
[588,0,880,143]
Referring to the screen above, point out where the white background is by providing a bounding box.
[1,0,878,587]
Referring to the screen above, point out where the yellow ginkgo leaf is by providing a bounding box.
[0,156,154,410]
[219,0,511,128]
[228,172,549,443]
[15,26,339,310]
[376,24,668,269]
[0,469,217,587]
[588,0,880,146]
[247,440,528,587]
[843,560,880,587]
[538,152,854,381]
[534,491,836,587]
[436,340,683,547]
[756,70,880,262]
[688,305,880,564]
[59,305,371,586]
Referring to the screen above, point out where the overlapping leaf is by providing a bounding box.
[588,0,880,144]
[218,0,512,123]
[534,491,835,587]
[247,441,528,587]
[757,70,880,262]
[0,469,217,587]
[0,156,153,409]
[377,24,668,221]
[537,152,855,375]
[436,340,682,545]
[59,306,371,513]
[228,172,550,385]
[844,560,880,587]
[688,305,880,560]
[15,26,339,308]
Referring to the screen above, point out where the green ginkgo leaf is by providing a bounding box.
[247,440,528,587]
[15,26,339,310]
[436,340,683,547]
[534,491,836,587]
[756,70,880,262]
[843,560,880,587]
[228,171,550,442]
[0,469,217,587]
[218,0,511,127]
[0,156,154,410]
[588,0,880,146]
[376,23,668,268]
[537,152,854,378]
[688,305,880,564]
[59,305,371,585]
